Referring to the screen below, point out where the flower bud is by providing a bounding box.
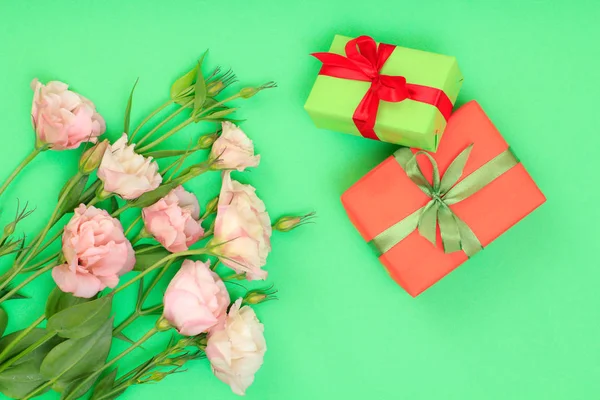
[3,222,16,238]
[197,132,219,149]
[239,87,259,99]
[272,212,316,232]
[2,202,34,240]
[239,81,277,99]
[242,285,277,305]
[79,140,109,174]
[207,81,224,97]
[138,371,170,384]
[156,316,172,332]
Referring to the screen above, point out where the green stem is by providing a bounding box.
[95,382,131,400]
[0,330,56,374]
[87,196,101,207]
[32,229,62,259]
[113,312,139,338]
[135,100,193,147]
[0,225,57,290]
[129,100,174,143]
[160,158,184,176]
[95,336,198,400]
[0,264,55,304]
[136,117,194,153]
[137,93,240,155]
[0,315,44,363]
[112,203,132,218]
[201,227,214,240]
[80,179,102,204]
[196,93,241,119]
[22,251,59,272]
[113,248,207,296]
[0,147,42,198]
[124,215,143,237]
[139,260,174,308]
[142,304,163,315]
[52,328,159,400]
[16,173,82,268]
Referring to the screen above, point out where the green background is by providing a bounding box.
[1,0,599,399]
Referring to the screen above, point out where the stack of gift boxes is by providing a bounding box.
[305,35,546,297]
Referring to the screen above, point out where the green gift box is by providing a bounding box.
[304,35,464,151]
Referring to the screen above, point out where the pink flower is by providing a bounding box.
[31,79,105,150]
[212,172,271,280]
[163,260,230,336]
[210,122,260,171]
[142,186,204,253]
[52,205,135,298]
[97,134,162,199]
[206,299,266,395]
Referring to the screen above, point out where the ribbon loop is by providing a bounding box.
[370,145,520,258]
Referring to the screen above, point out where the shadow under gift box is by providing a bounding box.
[304,35,463,151]
[341,101,546,297]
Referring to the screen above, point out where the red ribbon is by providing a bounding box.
[312,36,453,141]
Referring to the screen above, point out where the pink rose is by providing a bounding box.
[163,260,230,336]
[212,172,272,280]
[52,205,135,298]
[142,186,204,253]
[97,134,162,199]
[210,122,260,171]
[31,79,105,150]
[206,299,266,395]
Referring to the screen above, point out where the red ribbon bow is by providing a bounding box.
[312,36,453,141]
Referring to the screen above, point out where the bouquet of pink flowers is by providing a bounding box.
[0,54,312,399]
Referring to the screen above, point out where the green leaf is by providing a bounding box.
[0,328,61,366]
[78,179,102,206]
[113,331,135,345]
[202,107,237,121]
[174,92,194,108]
[124,78,139,134]
[0,328,62,398]
[128,180,180,209]
[0,359,50,398]
[40,318,113,384]
[170,65,198,100]
[202,97,218,109]
[0,307,7,337]
[0,239,24,258]
[90,368,119,400]
[46,286,93,319]
[59,372,100,400]
[60,174,90,216]
[133,244,171,272]
[47,295,112,339]
[193,51,208,113]
[0,286,28,302]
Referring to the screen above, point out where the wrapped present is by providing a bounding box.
[304,35,463,151]
[341,101,546,297]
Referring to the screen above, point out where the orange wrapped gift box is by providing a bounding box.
[341,101,546,297]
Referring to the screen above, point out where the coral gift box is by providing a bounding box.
[341,101,546,297]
